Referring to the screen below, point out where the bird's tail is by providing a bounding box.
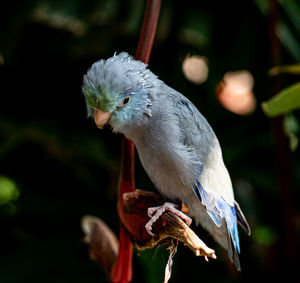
[234,201,251,236]
[209,209,242,270]
[211,202,250,271]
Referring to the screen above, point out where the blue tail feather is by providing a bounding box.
[192,180,241,254]
[228,206,240,254]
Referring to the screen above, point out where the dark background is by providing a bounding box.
[0,0,299,282]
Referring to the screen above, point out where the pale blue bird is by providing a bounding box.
[82,52,250,270]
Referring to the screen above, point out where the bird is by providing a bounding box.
[82,52,251,270]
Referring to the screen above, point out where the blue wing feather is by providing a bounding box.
[193,178,241,255]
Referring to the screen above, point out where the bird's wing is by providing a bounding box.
[170,91,246,269]
[171,92,234,205]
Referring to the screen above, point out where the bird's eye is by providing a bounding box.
[123,96,130,105]
[118,96,130,108]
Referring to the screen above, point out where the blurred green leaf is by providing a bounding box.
[269,63,300,76]
[0,176,19,205]
[253,226,276,246]
[137,248,168,283]
[280,0,300,35]
[253,0,270,15]
[277,21,300,61]
[284,113,299,134]
[283,114,299,152]
[262,82,300,117]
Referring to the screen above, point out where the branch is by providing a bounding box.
[82,190,216,278]
[122,190,216,260]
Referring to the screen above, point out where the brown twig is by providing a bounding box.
[122,190,216,261]
[81,216,119,279]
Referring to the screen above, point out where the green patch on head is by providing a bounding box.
[83,87,119,112]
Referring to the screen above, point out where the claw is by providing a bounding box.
[145,202,192,236]
[145,222,155,236]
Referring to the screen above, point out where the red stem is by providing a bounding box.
[135,0,161,64]
[111,139,135,283]
[111,1,161,282]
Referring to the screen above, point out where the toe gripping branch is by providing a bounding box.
[119,190,217,260]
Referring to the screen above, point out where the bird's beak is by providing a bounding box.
[94,109,111,129]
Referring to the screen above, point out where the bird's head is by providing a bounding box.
[82,52,156,133]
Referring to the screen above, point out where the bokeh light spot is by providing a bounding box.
[216,70,256,115]
[182,55,209,84]
[0,176,20,205]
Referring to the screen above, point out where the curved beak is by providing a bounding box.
[94,109,111,129]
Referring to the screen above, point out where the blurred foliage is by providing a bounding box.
[0,0,299,282]
[0,176,19,205]
[262,82,300,117]
[283,114,299,152]
[269,63,300,76]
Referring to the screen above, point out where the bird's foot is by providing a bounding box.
[145,202,192,236]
